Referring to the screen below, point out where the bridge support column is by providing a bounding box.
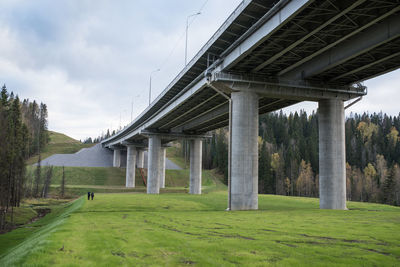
[230,91,258,210]
[137,149,145,168]
[318,99,347,210]
[126,145,136,188]
[113,149,121,168]
[189,138,202,194]
[160,147,166,189]
[147,136,161,194]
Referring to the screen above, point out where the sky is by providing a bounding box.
[0,0,399,141]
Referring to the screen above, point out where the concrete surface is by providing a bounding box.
[38,144,181,170]
[189,139,202,194]
[126,145,136,188]
[147,136,161,194]
[230,91,259,210]
[318,99,347,210]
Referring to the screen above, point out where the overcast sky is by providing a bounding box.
[0,0,399,141]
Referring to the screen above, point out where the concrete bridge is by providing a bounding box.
[102,0,400,210]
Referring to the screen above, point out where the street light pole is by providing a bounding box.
[131,95,140,121]
[185,12,201,66]
[149,69,160,106]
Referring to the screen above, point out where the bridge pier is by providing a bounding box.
[137,149,145,168]
[160,147,166,189]
[189,138,202,194]
[113,149,121,168]
[147,135,161,194]
[318,99,347,210]
[125,145,136,188]
[230,90,258,210]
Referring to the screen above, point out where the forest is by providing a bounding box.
[0,85,49,230]
[198,110,400,206]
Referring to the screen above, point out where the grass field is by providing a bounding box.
[27,131,94,165]
[9,132,398,265]
[1,192,399,266]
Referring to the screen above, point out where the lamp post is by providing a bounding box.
[131,94,140,121]
[185,12,201,66]
[149,69,160,106]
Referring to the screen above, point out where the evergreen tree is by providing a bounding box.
[383,165,396,205]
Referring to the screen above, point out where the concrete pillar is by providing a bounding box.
[189,139,202,194]
[318,99,347,209]
[113,149,121,168]
[137,149,145,168]
[147,136,161,194]
[126,145,137,188]
[230,90,258,210]
[160,147,166,189]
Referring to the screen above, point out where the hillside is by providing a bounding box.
[1,193,399,266]
[26,131,95,165]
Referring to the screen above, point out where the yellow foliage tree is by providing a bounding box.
[364,163,378,202]
[386,126,399,145]
[296,160,314,197]
[357,121,378,142]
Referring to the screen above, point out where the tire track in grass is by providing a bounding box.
[0,197,84,266]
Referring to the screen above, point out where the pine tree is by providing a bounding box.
[383,165,396,205]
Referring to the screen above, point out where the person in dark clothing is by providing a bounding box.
[91,192,94,200]
[87,192,90,200]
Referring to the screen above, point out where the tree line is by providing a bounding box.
[0,85,49,231]
[197,110,400,206]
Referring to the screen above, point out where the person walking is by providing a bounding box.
[87,192,90,200]
[91,192,94,200]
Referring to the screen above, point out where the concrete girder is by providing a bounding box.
[159,93,221,130]
[121,140,147,148]
[252,0,367,72]
[329,51,400,82]
[210,74,366,101]
[279,7,400,77]
[141,131,211,142]
[220,0,311,70]
[141,78,208,133]
[172,104,229,133]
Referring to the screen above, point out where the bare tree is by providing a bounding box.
[41,166,53,198]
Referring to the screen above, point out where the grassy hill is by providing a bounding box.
[42,167,224,197]
[24,131,226,198]
[1,193,399,266]
[27,131,95,165]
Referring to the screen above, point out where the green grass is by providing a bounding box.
[27,131,94,165]
[2,192,399,266]
[0,198,84,266]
